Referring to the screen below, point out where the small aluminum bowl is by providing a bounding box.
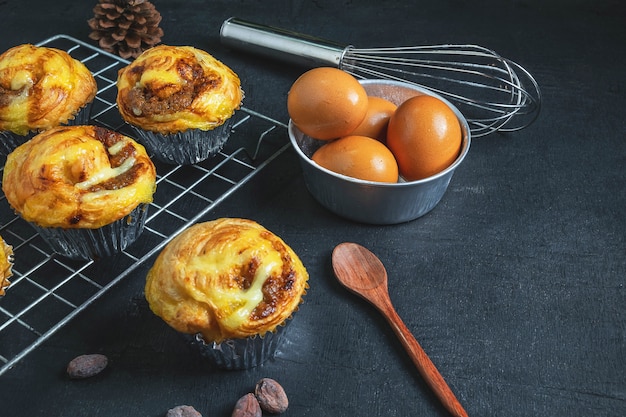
[288,79,471,225]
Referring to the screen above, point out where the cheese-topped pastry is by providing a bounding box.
[145,218,309,343]
[0,44,97,136]
[2,125,156,229]
[116,45,243,134]
[0,235,13,296]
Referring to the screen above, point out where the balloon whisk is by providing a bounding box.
[221,18,542,137]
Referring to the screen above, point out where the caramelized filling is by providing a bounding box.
[235,257,259,290]
[124,60,221,117]
[86,164,145,192]
[94,125,123,149]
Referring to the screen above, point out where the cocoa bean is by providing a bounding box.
[254,378,288,414]
[66,354,108,379]
[165,405,202,417]
[231,393,261,417]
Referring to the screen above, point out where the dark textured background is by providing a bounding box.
[1,1,625,416]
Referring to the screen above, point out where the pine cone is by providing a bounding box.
[88,0,164,59]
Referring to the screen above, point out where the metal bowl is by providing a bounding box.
[288,79,471,225]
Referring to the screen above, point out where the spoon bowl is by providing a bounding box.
[332,242,468,417]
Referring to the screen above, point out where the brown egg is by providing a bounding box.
[348,96,397,142]
[386,95,462,181]
[287,68,368,140]
[311,135,399,183]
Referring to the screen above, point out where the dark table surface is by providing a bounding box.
[1,1,625,416]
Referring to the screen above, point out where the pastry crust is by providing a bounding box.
[145,218,309,343]
[2,125,156,229]
[0,235,13,296]
[116,45,243,134]
[0,44,97,136]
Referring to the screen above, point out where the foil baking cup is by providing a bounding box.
[32,203,149,260]
[130,117,235,165]
[185,321,288,370]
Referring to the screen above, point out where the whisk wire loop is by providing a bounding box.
[340,44,541,137]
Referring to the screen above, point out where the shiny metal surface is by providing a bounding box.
[220,17,347,68]
[289,79,471,225]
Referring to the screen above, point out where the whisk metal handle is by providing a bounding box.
[220,17,348,68]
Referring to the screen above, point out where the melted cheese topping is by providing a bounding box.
[220,259,277,329]
[108,139,128,155]
[10,69,33,91]
[139,67,183,88]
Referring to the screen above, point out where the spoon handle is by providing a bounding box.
[382,302,468,417]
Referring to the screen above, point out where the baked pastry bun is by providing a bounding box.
[0,235,13,296]
[145,218,309,343]
[2,125,156,229]
[116,45,243,134]
[0,44,97,136]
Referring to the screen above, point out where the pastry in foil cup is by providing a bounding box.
[145,218,309,370]
[130,116,235,165]
[116,45,243,165]
[32,203,150,260]
[186,321,289,370]
[2,125,157,260]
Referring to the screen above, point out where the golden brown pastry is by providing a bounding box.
[145,218,309,343]
[116,45,243,134]
[0,235,13,296]
[2,125,156,229]
[0,44,97,136]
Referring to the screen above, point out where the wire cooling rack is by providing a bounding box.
[0,35,290,376]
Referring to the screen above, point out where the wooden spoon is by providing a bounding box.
[332,242,469,417]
